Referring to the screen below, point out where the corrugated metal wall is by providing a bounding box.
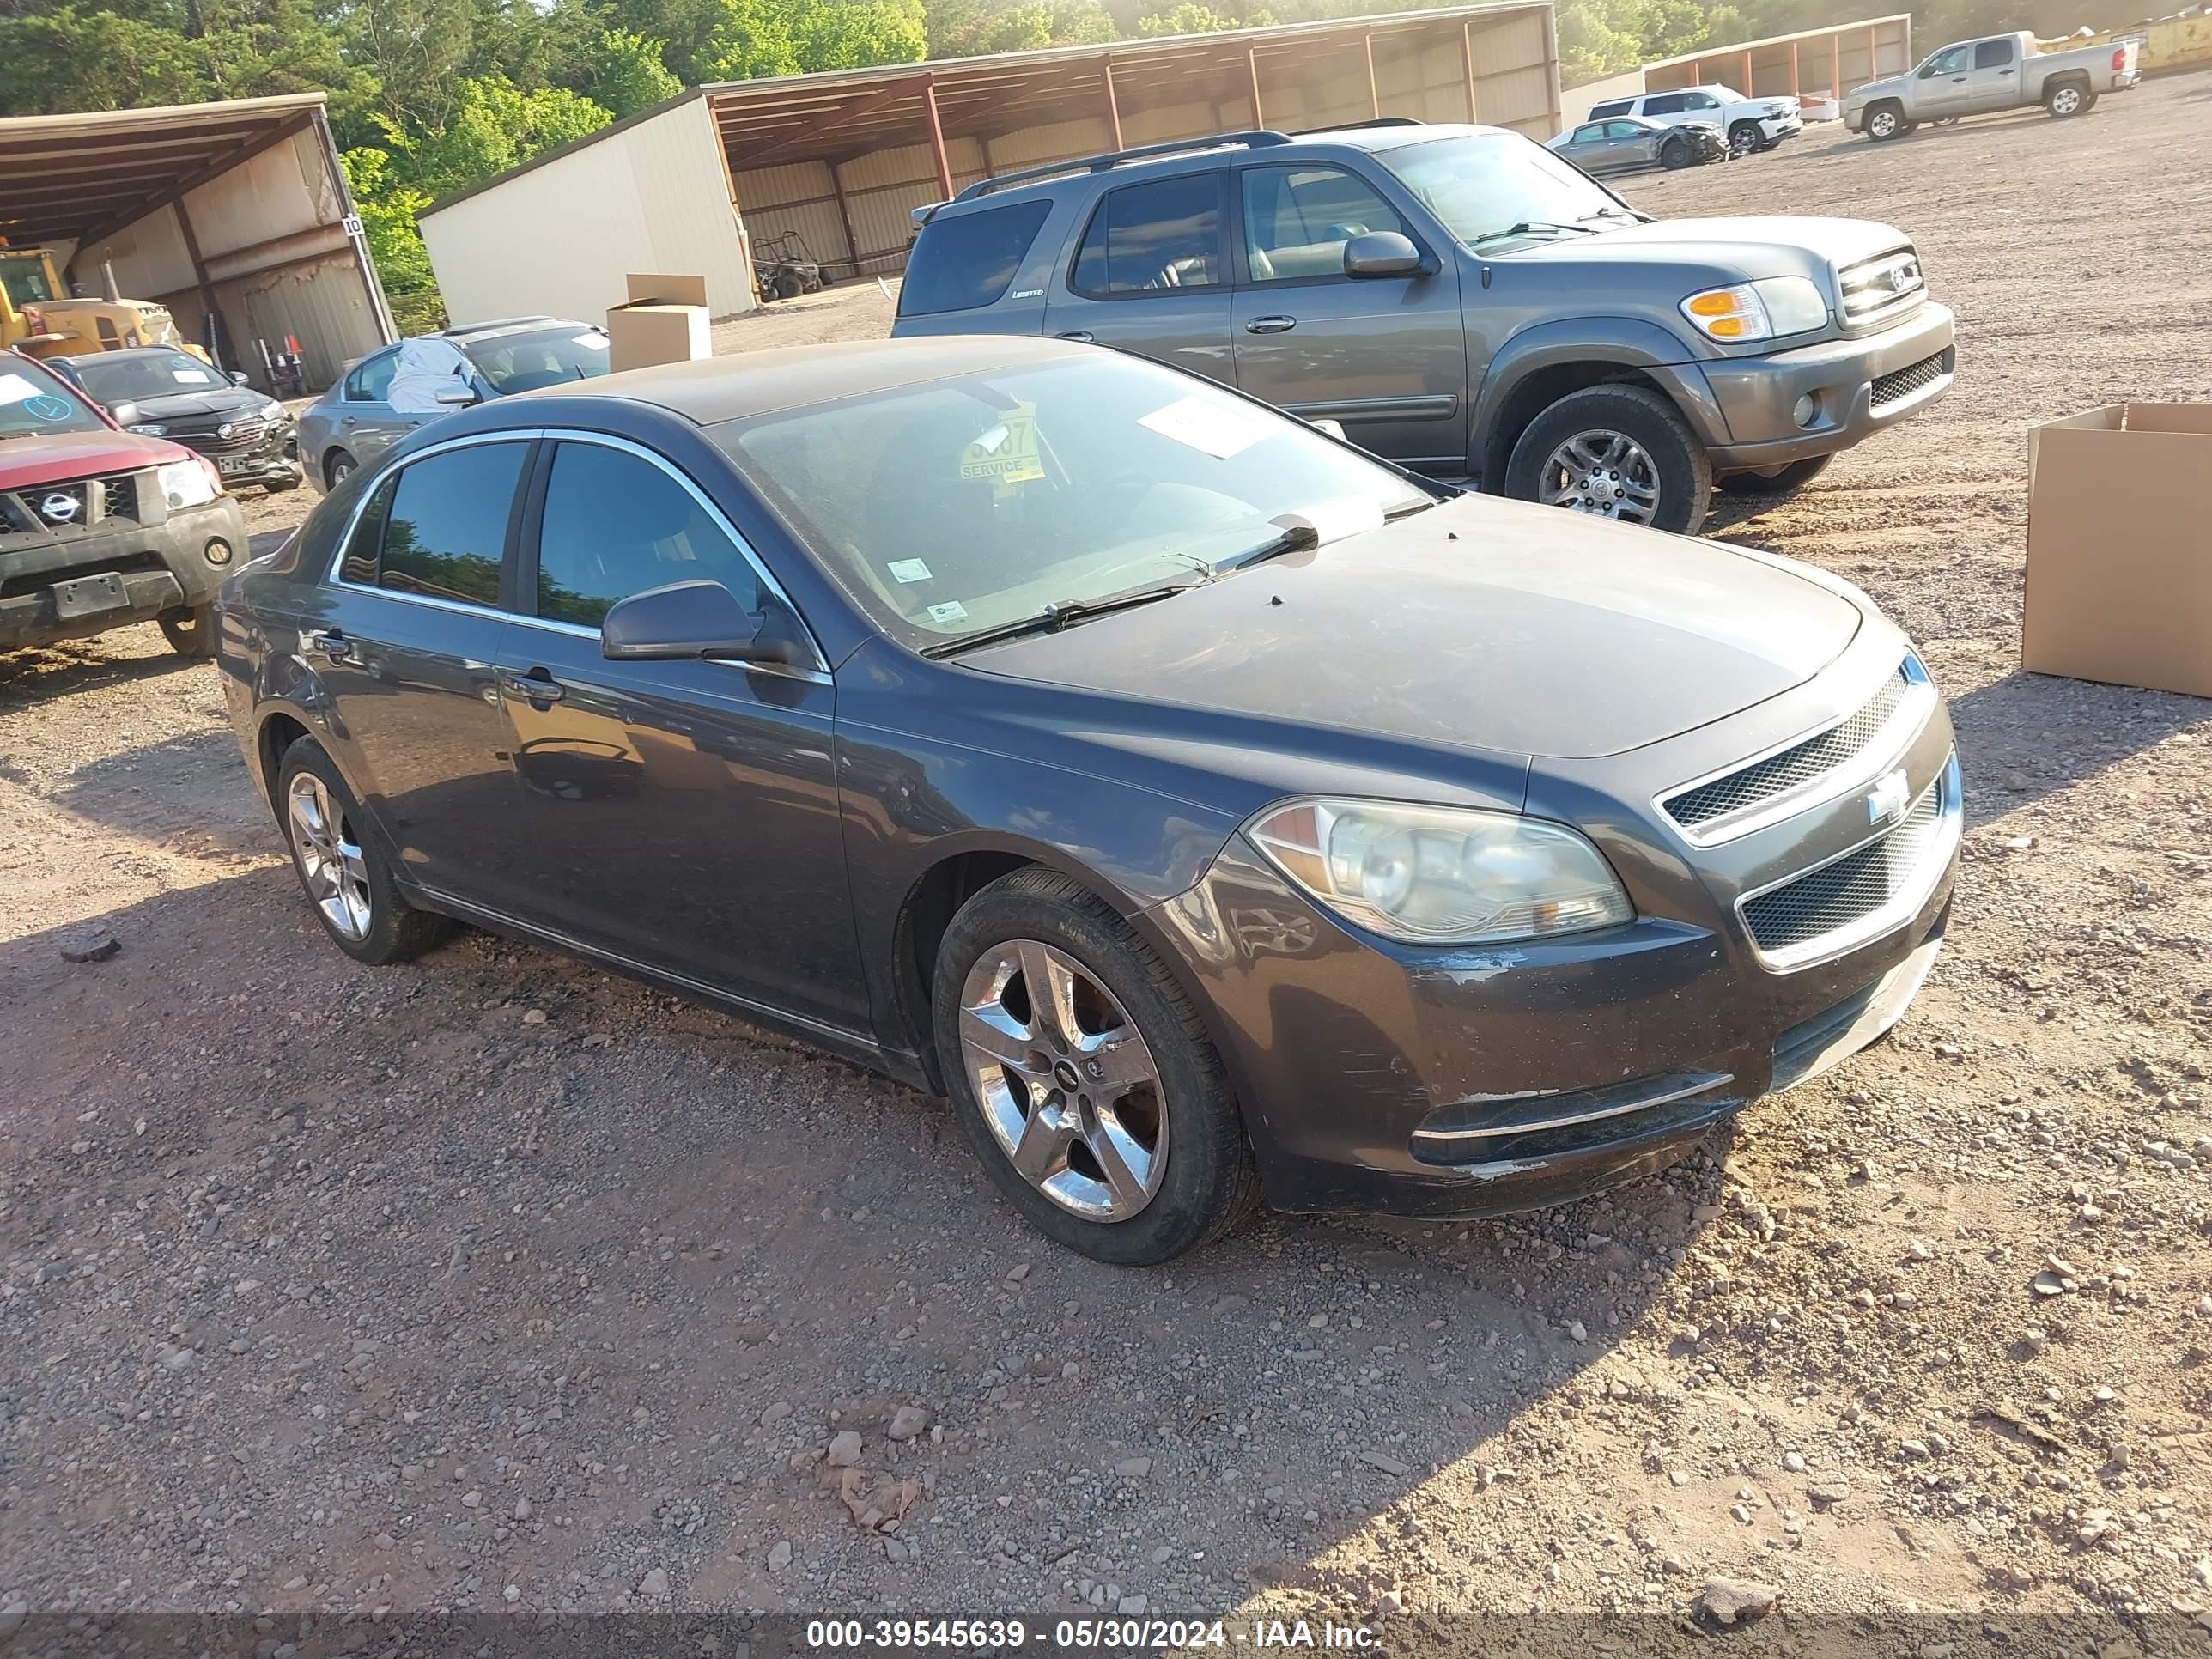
[422,96,757,326]
[736,9,1558,280]
[73,124,389,391]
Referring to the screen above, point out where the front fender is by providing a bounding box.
[1473,317,1731,481]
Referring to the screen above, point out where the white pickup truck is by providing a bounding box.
[1844,31,2141,138]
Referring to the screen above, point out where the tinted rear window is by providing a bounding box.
[1588,100,1632,118]
[900,199,1054,317]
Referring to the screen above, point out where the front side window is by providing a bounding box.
[720,352,1431,652]
[341,442,526,607]
[1605,121,1647,139]
[1972,37,2014,66]
[1571,125,1606,143]
[0,355,108,439]
[1241,166,1408,283]
[1381,133,1627,249]
[461,326,611,394]
[1684,92,1721,109]
[534,442,763,629]
[1923,46,1970,75]
[902,199,1054,316]
[1071,172,1224,296]
[345,349,398,403]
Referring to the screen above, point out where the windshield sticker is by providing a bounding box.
[887,558,933,584]
[1138,395,1274,460]
[172,368,215,384]
[926,600,969,625]
[571,332,608,349]
[24,394,73,422]
[959,404,1043,484]
[0,371,46,407]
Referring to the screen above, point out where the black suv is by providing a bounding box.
[890,122,1955,533]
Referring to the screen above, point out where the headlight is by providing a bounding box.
[1247,799,1633,945]
[127,422,168,436]
[260,398,286,419]
[1680,276,1829,342]
[158,457,220,510]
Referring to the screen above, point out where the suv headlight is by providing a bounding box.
[158,457,220,509]
[1247,799,1633,945]
[127,422,168,436]
[1680,276,1830,342]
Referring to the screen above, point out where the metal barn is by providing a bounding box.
[1565,15,1916,119]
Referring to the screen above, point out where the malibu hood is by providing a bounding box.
[966,494,1861,760]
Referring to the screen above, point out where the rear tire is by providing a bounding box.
[1717,453,1833,496]
[2045,79,2089,116]
[324,448,357,489]
[1659,137,1692,170]
[276,738,453,965]
[1504,384,1713,536]
[932,867,1261,1265]
[159,602,216,658]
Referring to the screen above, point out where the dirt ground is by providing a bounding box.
[3,79,2210,1644]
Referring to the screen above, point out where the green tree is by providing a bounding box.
[0,6,209,113]
[926,0,1111,58]
[581,25,680,114]
[1134,1,1273,36]
[701,0,922,79]
[386,73,611,197]
[342,144,435,293]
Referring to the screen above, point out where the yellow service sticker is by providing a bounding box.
[958,404,1045,485]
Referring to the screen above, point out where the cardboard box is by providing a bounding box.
[605,273,710,373]
[2024,403,2212,700]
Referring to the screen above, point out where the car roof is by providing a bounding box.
[501,335,1091,427]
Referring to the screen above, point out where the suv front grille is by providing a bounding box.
[1871,349,1954,409]
[1838,245,1925,327]
[1662,659,1926,839]
[102,475,141,521]
[1741,759,1956,964]
[0,471,145,538]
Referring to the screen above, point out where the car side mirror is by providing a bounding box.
[108,399,139,428]
[1307,416,1348,441]
[434,384,481,407]
[229,370,251,386]
[601,579,804,665]
[1343,231,1425,279]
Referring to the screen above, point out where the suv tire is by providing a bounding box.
[159,602,217,658]
[1865,102,1908,140]
[933,867,1260,1265]
[1717,454,1832,496]
[1728,120,1765,157]
[1504,384,1713,535]
[276,737,453,965]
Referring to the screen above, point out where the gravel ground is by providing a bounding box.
[3,80,2209,1640]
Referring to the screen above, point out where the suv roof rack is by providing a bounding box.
[1288,116,1425,134]
[946,128,1295,206]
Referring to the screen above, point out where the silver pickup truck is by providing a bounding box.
[1845,31,2141,138]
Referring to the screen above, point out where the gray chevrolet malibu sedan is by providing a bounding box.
[216,337,1960,1264]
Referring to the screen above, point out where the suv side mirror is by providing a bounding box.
[602,579,804,665]
[1343,232,1425,279]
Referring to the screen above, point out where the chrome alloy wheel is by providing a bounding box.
[287,771,372,941]
[1868,108,1899,138]
[2048,85,2082,115]
[957,939,1168,1221]
[1538,428,1661,525]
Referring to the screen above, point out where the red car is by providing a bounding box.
[1,348,252,657]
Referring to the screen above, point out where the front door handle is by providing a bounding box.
[1998,67,2014,74]
[500,667,565,704]
[307,629,352,663]
[1245,315,1297,335]
[1055,330,1094,343]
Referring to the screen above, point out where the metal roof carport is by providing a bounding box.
[1565,15,1915,118]
[419,3,1559,325]
[0,93,397,391]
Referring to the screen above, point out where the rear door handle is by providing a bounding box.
[1055,330,1094,343]
[500,667,565,703]
[1245,315,1297,335]
[307,629,352,663]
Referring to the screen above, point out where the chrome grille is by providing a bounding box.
[1838,245,1925,327]
[1742,770,1948,956]
[1663,661,1920,836]
[172,416,270,454]
[1871,349,1953,409]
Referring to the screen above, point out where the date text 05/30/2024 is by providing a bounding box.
[805,1618,1380,1649]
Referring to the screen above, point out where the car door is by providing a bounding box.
[333,347,419,467]
[310,434,532,912]
[1962,36,2021,111]
[1912,45,1975,116]
[1606,119,1662,167]
[488,434,866,1033]
[1556,122,1617,171]
[1041,169,1234,385]
[1228,160,1468,471]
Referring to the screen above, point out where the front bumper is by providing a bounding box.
[1143,629,1960,1219]
[1694,301,1955,471]
[1759,116,1803,142]
[0,496,250,650]
[178,420,301,490]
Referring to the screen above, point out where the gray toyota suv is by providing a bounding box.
[890,122,1956,533]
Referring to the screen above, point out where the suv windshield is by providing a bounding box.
[460,326,611,393]
[69,348,225,405]
[719,353,1432,651]
[0,357,108,440]
[1381,132,1629,247]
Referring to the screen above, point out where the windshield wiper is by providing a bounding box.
[920,579,1205,659]
[1468,219,1598,249]
[1214,520,1319,575]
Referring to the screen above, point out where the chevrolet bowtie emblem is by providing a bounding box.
[1866,769,1910,826]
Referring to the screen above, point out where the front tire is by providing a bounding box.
[1865,102,1907,141]
[1728,120,1764,157]
[1717,453,1833,496]
[933,867,1260,1265]
[159,602,216,658]
[1504,384,1713,535]
[276,738,453,965]
[1659,137,1692,170]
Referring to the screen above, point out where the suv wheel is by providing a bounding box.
[1866,103,1907,140]
[158,602,216,659]
[1505,384,1712,535]
[276,738,453,965]
[1728,120,1764,157]
[933,867,1260,1265]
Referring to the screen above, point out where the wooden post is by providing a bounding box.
[828,165,860,280]
[1789,38,1801,94]
[1832,32,1843,96]
[1867,26,1880,79]
[1461,21,1480,122]
[1102,54,1124,149]
[1364,31,1380,118]
[1741,47,1755,94]
[922,75,954,202]
[1245,44,1264,127]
